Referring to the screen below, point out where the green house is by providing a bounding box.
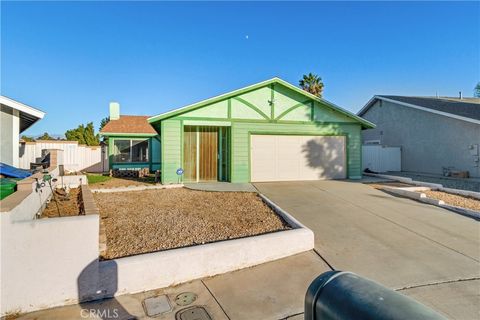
[100,78,374,184]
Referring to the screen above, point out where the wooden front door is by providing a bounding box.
[183,126,218,182]
[199,127,218,181]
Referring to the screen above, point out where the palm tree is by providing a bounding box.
[299,73,324,97]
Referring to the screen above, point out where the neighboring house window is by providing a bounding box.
[113,139,149,162]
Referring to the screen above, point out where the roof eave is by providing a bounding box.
[360,96,480,125]
[99,132,157,137]
[147,77,279,123]
[148,77,375,128]
[0,95,45,119]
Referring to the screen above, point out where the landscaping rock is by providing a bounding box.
[93,188,290,259]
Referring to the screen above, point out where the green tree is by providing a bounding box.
[65,122,100,146]
[299,73,324,97]
[99,117,110,131]
[20,135,35,142]
[37,132,57,140]
[474,82,480,98]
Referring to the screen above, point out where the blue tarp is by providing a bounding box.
[0,163,32,179]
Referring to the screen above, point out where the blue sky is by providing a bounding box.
[2,1,479,136]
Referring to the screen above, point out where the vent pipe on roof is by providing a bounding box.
[109,102,120,120]
[459,91,463,99]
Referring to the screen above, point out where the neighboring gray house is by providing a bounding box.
[358,95,480,178]
[0,96,45,167]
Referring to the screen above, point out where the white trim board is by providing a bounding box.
[0,95,45,119]
[358,96,480,125]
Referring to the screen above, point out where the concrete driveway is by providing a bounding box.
[253,180,480,319]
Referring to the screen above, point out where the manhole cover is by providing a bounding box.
[176,306,211,320]
[175,292,197,306]
[143,295,172,317]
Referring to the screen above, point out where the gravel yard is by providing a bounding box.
[93,188,290,259]
[421,190,480,211]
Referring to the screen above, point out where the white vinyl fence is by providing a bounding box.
[362,145,401,173]
[19,140,106,172]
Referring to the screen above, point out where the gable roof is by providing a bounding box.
[0,95,45,132]
[100,115,157,136]
[358,95,480,124]
[148,77,375,129]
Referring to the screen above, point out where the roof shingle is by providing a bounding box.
[100,115,157,135]
[378,96,480,121]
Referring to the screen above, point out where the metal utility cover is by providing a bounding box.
[175,292,198,306]
[143,295,172,317]
[176,306,212,320]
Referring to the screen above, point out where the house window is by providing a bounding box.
[113,139,149,162]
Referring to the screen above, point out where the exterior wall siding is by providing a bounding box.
[1,106,19,167]
[161,120,182,184]
[361,100,480,178]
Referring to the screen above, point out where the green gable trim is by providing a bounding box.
[101,132,157,137]
[233,97,270,120]
[184,120,232,126]
[275,99,312,121]
[148,77,375,129]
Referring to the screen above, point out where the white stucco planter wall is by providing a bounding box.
[0,214,99,315]
[105,227,313,296]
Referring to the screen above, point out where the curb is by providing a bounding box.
[438,204,480,220]
[91,184,184,193]
[364,173,480,199]
[381,186,479,220]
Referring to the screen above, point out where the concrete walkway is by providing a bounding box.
[255,180,480,319]
[184,182,257,192]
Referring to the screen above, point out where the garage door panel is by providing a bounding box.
[250,135,346,182]
[276,136,302,180]
[300,136,346,180]
[250,135,276,182]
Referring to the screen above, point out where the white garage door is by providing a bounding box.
[250,135,346,182]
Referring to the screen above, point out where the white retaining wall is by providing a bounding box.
[0,214,99,314]
[106,228,313,297]
[19,141,106,172]
[0,167,99,315]
[362,145,401,172]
